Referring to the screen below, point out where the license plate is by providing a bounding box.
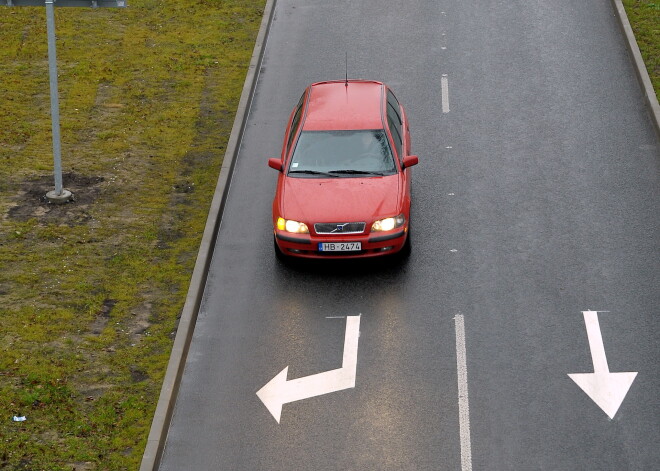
[318,242,362,252]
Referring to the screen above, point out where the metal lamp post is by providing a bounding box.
[1,0,127,203]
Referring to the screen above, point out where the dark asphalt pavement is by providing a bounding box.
[159,1,659,469]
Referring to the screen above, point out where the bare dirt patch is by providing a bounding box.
[89,299,117,336]
[6,172,105,225]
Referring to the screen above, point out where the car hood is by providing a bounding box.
[281,175,401,224]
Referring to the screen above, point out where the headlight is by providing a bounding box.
[371,214,405,232]
[277,217,309,234]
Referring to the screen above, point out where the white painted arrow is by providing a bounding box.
[257,315,360,423]
[568,310,637,419]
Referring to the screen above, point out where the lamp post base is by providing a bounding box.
[46,189,73,204]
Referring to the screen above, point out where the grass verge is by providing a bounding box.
[0,1,264,469]
[0,1,656,470]
[624,0,660,96]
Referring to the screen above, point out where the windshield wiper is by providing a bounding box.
[288,169,338,177]
[328,169,388,176]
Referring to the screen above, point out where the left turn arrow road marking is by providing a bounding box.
[257,315,361,423]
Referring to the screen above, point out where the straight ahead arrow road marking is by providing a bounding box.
[568,310,637,419]
[257,315,360,423]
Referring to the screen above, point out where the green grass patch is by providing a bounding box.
[0,1,656,469]
[0,0,264,468]
[624,0,660,96]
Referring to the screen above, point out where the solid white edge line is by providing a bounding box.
[454,314,473,471]
[441,74,450,113]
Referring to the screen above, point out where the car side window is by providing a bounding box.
[386,90,402,125]
[286,93,306,152]
[387,113,403,160]
[386,91,403,160]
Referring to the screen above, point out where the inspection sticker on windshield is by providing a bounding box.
[318,242,361,252]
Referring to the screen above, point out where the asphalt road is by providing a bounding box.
[158,1,659,469]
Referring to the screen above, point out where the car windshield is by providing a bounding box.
[288,130,397,177]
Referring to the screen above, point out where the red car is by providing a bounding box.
[268,80,418,260]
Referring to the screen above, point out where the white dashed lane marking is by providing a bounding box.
[441,74,450,113]
[454,314,473,471]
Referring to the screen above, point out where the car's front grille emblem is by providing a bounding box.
[315,222,366,234]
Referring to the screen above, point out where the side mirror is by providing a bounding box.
[402,155,419,168]
[268,158,283,172]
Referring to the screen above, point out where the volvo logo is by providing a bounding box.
[331,223,349,233]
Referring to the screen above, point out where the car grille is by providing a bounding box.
[314,222,366,234]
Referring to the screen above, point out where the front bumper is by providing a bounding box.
[274,228,408,259]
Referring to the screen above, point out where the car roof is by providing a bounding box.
[302,80,385,131]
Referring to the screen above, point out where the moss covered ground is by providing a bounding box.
[0,1,656,469]
[1,1,263,468]
[624,0,659,95]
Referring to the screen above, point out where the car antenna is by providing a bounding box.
[345,52,348,87]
